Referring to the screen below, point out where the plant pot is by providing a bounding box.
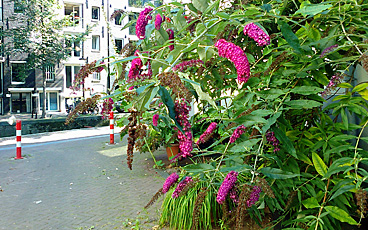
[166,144,179,160]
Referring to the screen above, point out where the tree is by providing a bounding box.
[2,0,89,118]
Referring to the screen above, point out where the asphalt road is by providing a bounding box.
[0,130,165,229]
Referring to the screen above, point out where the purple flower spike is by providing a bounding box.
[172,176,193,198]
[155,14,163,30]
[162,173,179,193]
[128,56,143,82]
[167,29,174,51]
[173,59,204,72]
[320,44,338,58]
[247,186,262,207]
[196,122,217,145]
[229,125,246,143]
[215,39,251,83]
[152,114,159,127]
[243,23,270,46]
[136,7,153,39]
[216,171,238,204]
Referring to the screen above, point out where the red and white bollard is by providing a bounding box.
[15,120,23,159]
[109,111,114,144]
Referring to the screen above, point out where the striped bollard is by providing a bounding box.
[109,111,114,144]
[15,120,23,159]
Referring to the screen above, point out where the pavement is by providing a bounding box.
[0,111,69,123]
[0,126,170,229]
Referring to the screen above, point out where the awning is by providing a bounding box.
[36,87,62,92]
[8,88,34,92]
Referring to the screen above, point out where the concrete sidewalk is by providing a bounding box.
[0,111,68,123]
[0,126,123,147]
[0,126,167,229]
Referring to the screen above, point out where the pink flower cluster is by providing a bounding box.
[128,51,153,83]
[266,131,280,152]
[321,74,343,97]
[136,7,153,39]
[172,176,193,198]
[162,172,179,193]
[243,23,270,46]
[229,125,246,143]
[215,39,250,83]
[101,98,114,119]
[174,99,193,158]
[96,62,105,72]
[128,51,143,82]
[320,44,338,58]
[167,29,174,51]
[196,122,217,145]
[173,59,204,72]
[216,171,238,204]
[155,14,164,30]
[229,186,238,204]
[247,186,261,207]
[152,114,159,127]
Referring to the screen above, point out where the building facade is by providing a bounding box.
[0,0,161,115]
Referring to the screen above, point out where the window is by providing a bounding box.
[66,40,81,57]
[66,66,81,88]
[14,0,24,13]
[114,9,123,25]
[64,4,81,25]
[11,63,27,84]
[92,7,99,20]
[92,36,100,51]
[115,39,123,53]
[12,93,31,113]
[92,72,100,81]
[40,92,58,111]
[129,13,138,35]
[45,65,55,81]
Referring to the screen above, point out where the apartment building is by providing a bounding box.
[0,0,162,115]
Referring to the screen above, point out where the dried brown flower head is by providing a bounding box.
[355,188,368,216]
[235,184,252,230]
[65,95,101,125]
[144,188,163,209]
[256,177,275,198]
[158,72,192,100]
[191,187,208,230]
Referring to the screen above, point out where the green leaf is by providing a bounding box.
[337,83,353,88]
[259,167,300,179]
[284,100,322,109]
[230,138,261,153]
[262,112,281,133]
[302,197,320,209]
[295,3,332,16]
[340,109,349,130]
[329,185,355,201]
[352,82,368,93]
[291,86,324,95]
[279,21,301,53]
[184,163,215,173]
[135,85,159,111]
[273,127,297,159]
[158,86,183,132]
[192,0,209,13]
[110,56,139,66]
[312,152,328,177]
[325,206,358,225]
[187,79,217,109]
[257,89,286,100]
[173,9,187,30]
[216,12,230,19]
